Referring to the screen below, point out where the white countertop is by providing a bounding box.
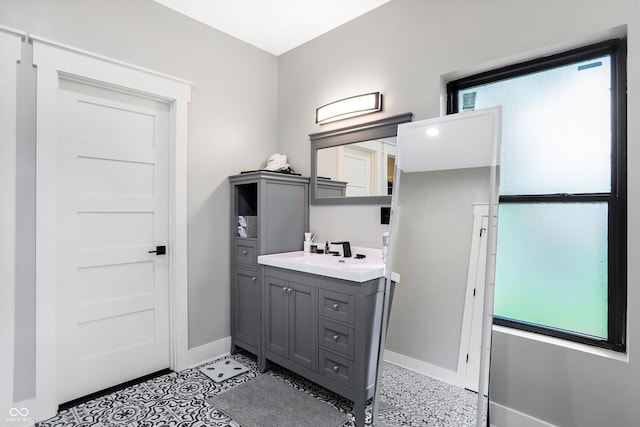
[258,246,400,283]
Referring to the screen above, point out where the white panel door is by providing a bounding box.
[56,78,170,403]
[341,146,373,196]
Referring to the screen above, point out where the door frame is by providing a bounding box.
[31,35,191,421]
[0,26,25,419]
[457,203,489,389]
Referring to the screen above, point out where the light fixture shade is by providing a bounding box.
[316,92,382,124]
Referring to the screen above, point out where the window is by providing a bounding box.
[447,39,627,351]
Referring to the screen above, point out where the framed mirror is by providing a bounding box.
[309,112,413,205]
[374,107,502,427]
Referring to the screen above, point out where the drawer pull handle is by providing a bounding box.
[243,250,248,255]
[333,365,340,372]
[331,303,339,310]
[333,334,340,341]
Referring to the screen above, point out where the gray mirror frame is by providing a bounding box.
[309,112,413,205]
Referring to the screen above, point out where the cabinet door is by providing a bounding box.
[262,181,307,254]
[265,276,289,358]
[289,281,318,371]
[233,267,260,352]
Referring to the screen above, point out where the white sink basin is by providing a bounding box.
[258,247,399,283]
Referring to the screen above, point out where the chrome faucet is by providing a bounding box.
[331,241,352,258]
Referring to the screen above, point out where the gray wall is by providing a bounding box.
[277,1,640,426]
[0,0,278,358]
[385,167,490,371]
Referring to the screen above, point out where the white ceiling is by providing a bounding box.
[154,0,391,56]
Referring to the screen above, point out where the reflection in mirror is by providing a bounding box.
[316,137,396,197]
[310,113,412,205]
[374,107,502,427]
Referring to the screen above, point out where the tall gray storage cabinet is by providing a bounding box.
[229,171,309,358]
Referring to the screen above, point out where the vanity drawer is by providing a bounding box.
[319,319,354,358]
[319,349,354,389]
[319,290,355,324]
[234,240,257,266]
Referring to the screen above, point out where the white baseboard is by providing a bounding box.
[490,401,558,427]
[383,349,462,386]
[186,336,231,369]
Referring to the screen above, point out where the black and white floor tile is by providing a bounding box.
[375,362,479,427]
[37,352,478,426]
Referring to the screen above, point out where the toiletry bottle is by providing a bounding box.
[325,241,330,254]
[382,231,389,261]
[304,232,315,253]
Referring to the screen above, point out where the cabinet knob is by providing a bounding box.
[252,276,257,281]
[333,334,340,342]
[283,286,288,292]
[333,365,340,372]
[243,250,248,255]
[331,303,339,310]
[287,287,293,293]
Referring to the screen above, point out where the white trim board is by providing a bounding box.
[383,349,460,386]
[0,25,25,420]
[31,37,191,422]
[490,401,559,427]
[29,33,194,86]
[187,337,233,369]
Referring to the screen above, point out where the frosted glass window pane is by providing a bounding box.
[459,56,611,195]
[494,203,608,338]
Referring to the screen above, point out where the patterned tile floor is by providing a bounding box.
[37,351,479,426]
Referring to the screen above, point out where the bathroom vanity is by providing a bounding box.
[258,249,397,427]
[229,173,397,426]
[229,171,309,357]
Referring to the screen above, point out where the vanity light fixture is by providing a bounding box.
[315,92,382,124]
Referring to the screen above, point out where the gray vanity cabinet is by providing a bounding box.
[264,276,317,371]
[260,265,387,427]
[232,267,260,352]
[229,171,309,359]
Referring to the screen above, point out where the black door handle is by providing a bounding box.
[148,245,166,255]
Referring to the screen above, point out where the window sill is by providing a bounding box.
[492,324,629,363]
